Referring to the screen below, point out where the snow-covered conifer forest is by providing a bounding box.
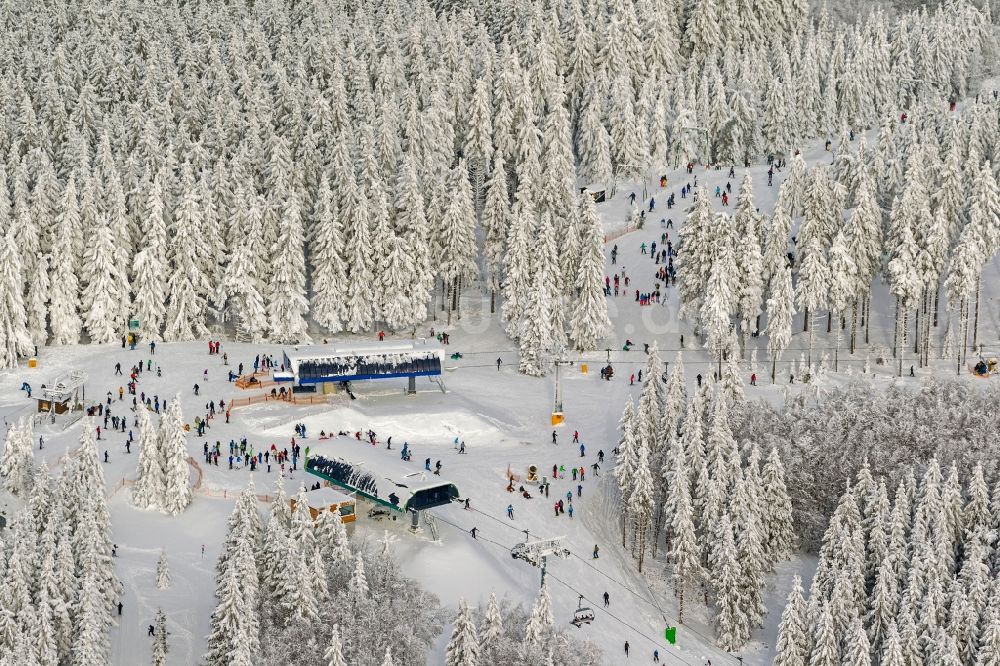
[0,0,999,663]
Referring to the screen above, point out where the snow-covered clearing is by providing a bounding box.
[3,120,999,665]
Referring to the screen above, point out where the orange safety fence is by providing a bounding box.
[226,392,328,411]
[235,371,274,389]
[106,476,135,499]
[604,221,640,244]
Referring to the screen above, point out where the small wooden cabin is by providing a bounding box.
[290,486,357,523]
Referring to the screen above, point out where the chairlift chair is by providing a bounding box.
[571,595,594,627]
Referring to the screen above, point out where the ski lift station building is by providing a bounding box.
[305,449,460,517]
[36,370,87,415]
[278,342,445,394]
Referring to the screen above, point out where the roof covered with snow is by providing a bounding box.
[282,342,444,384]
[305,439,459,513]
[300,486,355,507]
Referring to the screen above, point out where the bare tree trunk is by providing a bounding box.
[865,293,872,345]
[771,354,778,384]
[678,584,685,624]
[850,297,859,354]
[637,521,646,572]
[447,278,455,326]
[958,298,966,376]
[973,274,982,351]
[807,312,814,367]
[962,298,970,366]
[933,284,940,327]
[898,307,907,377]
[834,313,841,372]
[651,503,664,559]
[802,307,810,333]
[892,296,899,358]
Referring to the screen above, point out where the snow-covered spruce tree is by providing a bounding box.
[394,155,434,329]
[482,152,511,313]
[522,582,554,661]
[343,174,375,334]
[774,575,808,666]
[310,172,347,334]
[809,601,839,666]
[324,624,348,666]
[761,447,795,566]
[712,514,750,651]
[826,231,857,372]
[630,438,655,571]
[615,399,638,548]
[734,176,764,345]
[71,539,114,666]
[267,494,319,627]
[0,419,34,496]
[152,608,168,666]
[569,194,611,350]
[677,195,714,328]
[517,264,552,377]
[845,173,883,353]
[365,175,393,328]
[268,187,309,342]
[794,235,829,368]
[0,232,31,368]
[666,443,704,624]
[204,562,258,666]
[445,598,481,666]
[479,593,504,663]
[48,175,83,345]
[158,397,191,516]
[164,164,209,341]
[131,173,168,340]
[686,0,723,68]
[207,484,261,665]
[220,187,268,343]
[464,76,493,218]
[576,88,612,185]
[378,227,417,332]
[501,166,535,339]
[68,423,122,611]
[81,214,130,344]
[156,550,170,589]
[315,505,351,564]
[130,406,163,511]
[720,331,745,405]
[700,214,739,376]
[439,160,479,324]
